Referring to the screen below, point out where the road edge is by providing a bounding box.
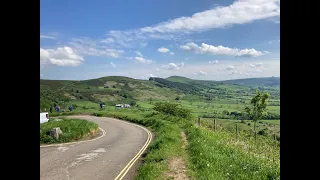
[40,127,106,148]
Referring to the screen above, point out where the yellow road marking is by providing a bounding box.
[113,120,153,180]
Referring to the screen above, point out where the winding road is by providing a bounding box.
[40,115,152,180]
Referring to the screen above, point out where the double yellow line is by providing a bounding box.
[114,122,153,180]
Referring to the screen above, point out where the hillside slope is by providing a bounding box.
[40,76,181,109]
[40,76,280,109]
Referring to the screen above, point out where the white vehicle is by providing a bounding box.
[40,112,49,124]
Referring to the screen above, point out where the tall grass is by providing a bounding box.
[40,118,98,144]
[185,126,280,180]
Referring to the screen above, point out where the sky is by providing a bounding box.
[40,0,280,81]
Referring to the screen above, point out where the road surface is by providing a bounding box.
[40,115,152,180]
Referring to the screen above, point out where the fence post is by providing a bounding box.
[236,122,238,139]
[198,117,201,126]
[273,134,276,163]
[214,119,216,131]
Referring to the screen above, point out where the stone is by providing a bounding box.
[47,127,63,139]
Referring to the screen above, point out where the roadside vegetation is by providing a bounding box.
[40,76,280,179]
[40,118,98,145]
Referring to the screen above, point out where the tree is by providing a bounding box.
[245,90,270,141]
[130,101,136,106]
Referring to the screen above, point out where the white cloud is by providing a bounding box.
[40,35,56,39]
[156,69,160,71]
[248,62,263,68]
[140,42,148,48]
[140,0,280,34]
[138,73,157,80]
[268,39,280,44]
[135,57,152,64]
[104,0,280,47]
[40,74,44,77]
[68,38,124,58]
[40,47,84,67]
[162,62,184,70]
[181,42,263,57]
[226,65,235,70]
[209,60,219,64]
[100,38,115,43]
[110,62,116,68]
[194,71,207,75]
[170,52,175,55]
[135,51,143,57]
[263,51,270,54]
[158,47,170,53]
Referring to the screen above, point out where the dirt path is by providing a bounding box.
[165,131,190,180]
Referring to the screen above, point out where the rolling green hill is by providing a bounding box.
[40,76,182,109]
[221,77,280,86]
[40,76,280,117]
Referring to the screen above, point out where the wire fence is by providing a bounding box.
[195,117,280,165]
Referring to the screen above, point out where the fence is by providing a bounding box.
[195,117,280,164]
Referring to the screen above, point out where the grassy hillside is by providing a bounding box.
[41,75,280,111]
[40,76,181,110]
[221,77,280,86]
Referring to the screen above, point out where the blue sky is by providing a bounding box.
[40,0,280,80]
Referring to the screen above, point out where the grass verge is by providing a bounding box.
[40,118,98,145]
[185,125,280,180]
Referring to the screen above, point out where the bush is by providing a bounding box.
[257,128,269,136]
[93,112,103,117]
[130,101,136,106]
[241,120,246,123]
[153,102,192,119]
[223,110,229,115]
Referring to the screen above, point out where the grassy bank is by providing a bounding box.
[40,118,98,144]
[185,126,280,180]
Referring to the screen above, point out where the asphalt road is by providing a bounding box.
[40,115,152,180]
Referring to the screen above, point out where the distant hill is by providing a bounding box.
[221,77,280,86]
[165,76,280,87]
[40,76,181,109]
[40,75,280,109]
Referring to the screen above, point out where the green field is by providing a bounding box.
[40,75,280,179]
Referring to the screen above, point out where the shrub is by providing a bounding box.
[223,110,229,115]
[257,128,269,136]
[130,101,136,106]
[153,102,192,119]
[93,112,103,117]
